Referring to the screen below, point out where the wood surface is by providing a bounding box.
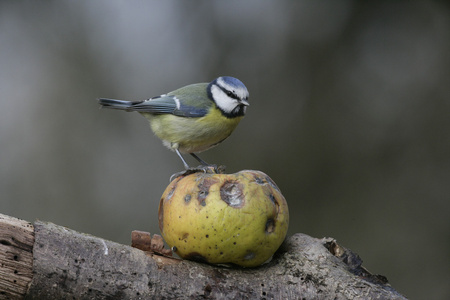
[0,213,407,299]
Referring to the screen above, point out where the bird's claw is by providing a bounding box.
[169,165,226,182]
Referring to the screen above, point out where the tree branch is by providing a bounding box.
[0,214,34,299]
[0,213,407,299]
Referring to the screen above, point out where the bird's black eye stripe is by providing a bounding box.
[216,84,239,100]
[227,90,238,99]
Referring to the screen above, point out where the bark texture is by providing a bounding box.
[0,214,34,299]
[0,213,407,299]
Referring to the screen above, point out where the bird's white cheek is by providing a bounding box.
[211,86,237,113]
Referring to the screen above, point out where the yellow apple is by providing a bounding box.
[158,169,289,267]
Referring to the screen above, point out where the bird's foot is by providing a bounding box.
[170,165,226,182]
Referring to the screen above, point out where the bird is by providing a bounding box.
[98,76,249,170]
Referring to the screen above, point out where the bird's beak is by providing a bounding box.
[240,99,250,106]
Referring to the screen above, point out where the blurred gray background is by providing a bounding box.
[1,1,449,298]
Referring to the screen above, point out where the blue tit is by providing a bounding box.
[99,76,249,169]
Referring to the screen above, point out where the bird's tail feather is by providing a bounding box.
[98,98,134,111]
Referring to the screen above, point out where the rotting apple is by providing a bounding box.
[158,169,289,267]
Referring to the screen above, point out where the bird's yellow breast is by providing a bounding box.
[142,108,243,153]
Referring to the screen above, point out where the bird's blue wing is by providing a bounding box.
[99,82,211,117]
[130,96,177,114]
[129,95,208,118]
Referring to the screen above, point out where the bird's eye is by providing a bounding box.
[226,91,233,97]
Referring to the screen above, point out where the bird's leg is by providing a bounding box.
[170,149,210,182]
[190,153,210,166]
[175,149,190,170]
[170,150,225,182]
[190,153,226,173]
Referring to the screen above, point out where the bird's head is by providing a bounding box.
[208,76,249,118]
